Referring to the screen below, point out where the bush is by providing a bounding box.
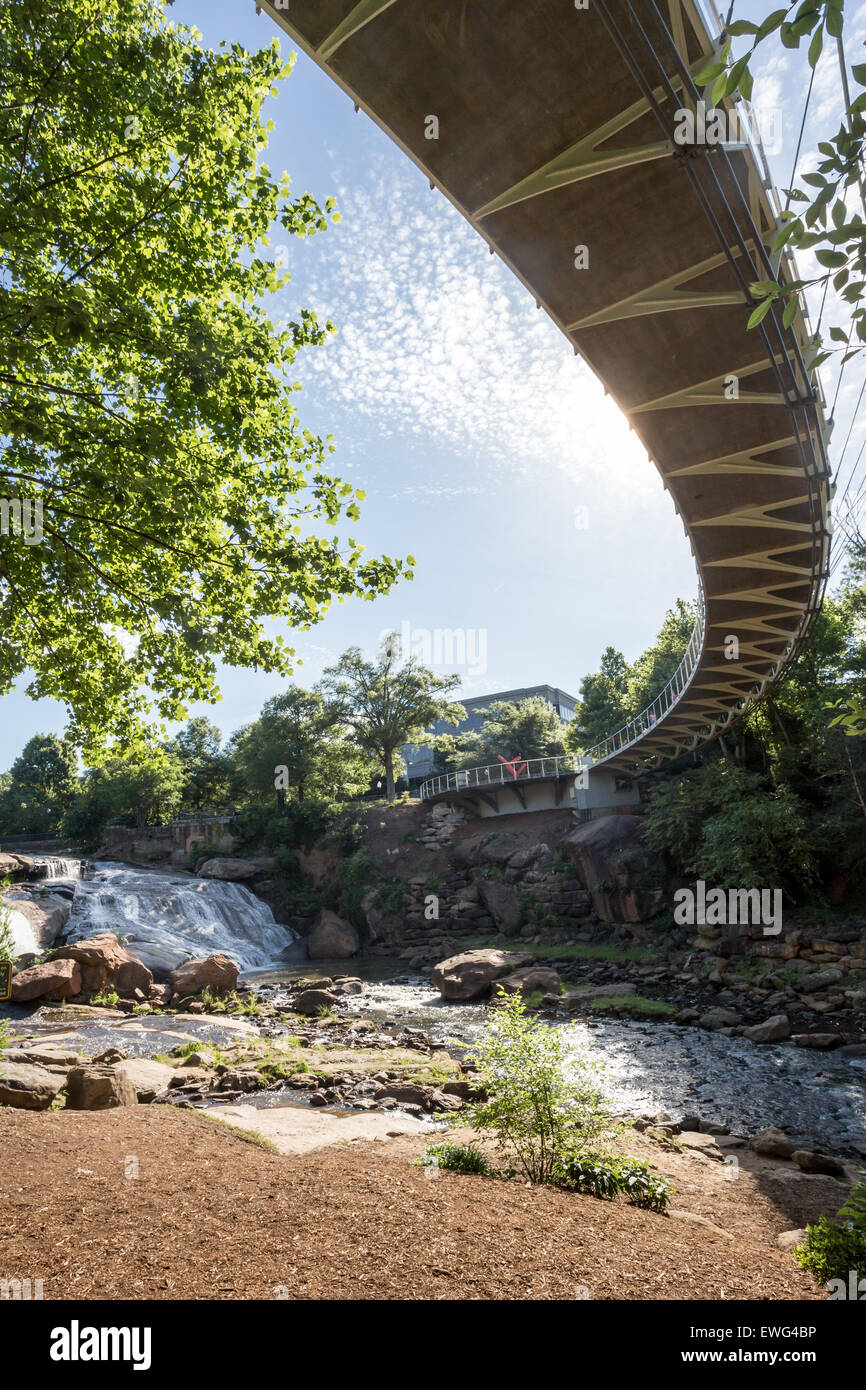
[0,893,18,963]
[553,1149,673,1211]
[420,1141,491,1176]
[795,1171,866,1286]
[463,989,617,1184]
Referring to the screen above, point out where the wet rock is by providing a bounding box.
[742,1014,791,1043]
[10,958,81,1002]
[197,857,258,881]
[698,1008,742,1031]
[431,948,534,1001]
[792,1033,844,1050]
[66,1064,138,1110]
[3,892,70,951]
[497,965,562,996]
[0,1061,66,1110]
[293,988,339,1016]
[307,909,359,960]
[54,932,153,998]
[791,1150,846,1178]
[169,952,238,999]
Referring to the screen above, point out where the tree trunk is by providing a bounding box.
[384,747,396,802]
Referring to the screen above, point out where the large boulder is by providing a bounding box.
[168,952,238,999]
[115,1057,175,1103]
[431,948,535,1001]
[197,857,258,881]
[743,1014,791,1043]
[477,879,523,936]
[0,1061,66,1110]
[53,932,152,997]
[66,1064,138,1110]
[10,957,81,1002]
[559,816,665,923]
[307,909,359,960]
[3,892,71,952]
[293,988,339,1016]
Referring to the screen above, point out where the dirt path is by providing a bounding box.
[0,1107,835,1301]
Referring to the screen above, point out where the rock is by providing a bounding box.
[115,1058,175,1103]
[742,1014,790,1043]
[54,932,153,997]
[497,965,561,996]
[791,1150,846,1178]
[796,968,843,992]
[559,815,665,923]
[168,953,238,999]
[92,1048,127,1064]
[3,892,70,952]
[331,978,363,996]
[698,1007,742,1030]
[307,909,360,960]
[776,1228,807,1251]
[197,857,259,881]
[751,1127,797,1159]
[477,879,523,936]
[293,988,339,1016]
[3,1045,81,1069]
[66,1065,138,1110]
[792,1033,844,1050]
[431,948,535,1001]
[0,1061,66,1110]
[10,957,81,1002]
[380,1083,430,1108]
[181,1049,215,1068]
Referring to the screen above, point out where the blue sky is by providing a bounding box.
[4,0,865,768]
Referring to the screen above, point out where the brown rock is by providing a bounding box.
[497,965,562,996]
[66,1064,138,1110]
[431,948,535,1001]
[54,932,152,998]
[168,953,238,999]
[751,1126,796,1159]
[197,857,258,881]
[791,1150,846,1178]
[293,988,339,1016]
[559,816,664,923]
[792,1033,844,1050]
[10,957,81,1002]
[0,1061,66,1110]
[307,909,359,960]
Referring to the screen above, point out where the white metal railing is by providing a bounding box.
[420,591,706,800]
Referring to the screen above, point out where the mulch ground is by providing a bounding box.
[0,1107,834,1301]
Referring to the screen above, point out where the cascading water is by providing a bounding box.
[33,857,83,880]
[62,861,296,977]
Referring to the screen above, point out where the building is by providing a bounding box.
[402,684,578,788]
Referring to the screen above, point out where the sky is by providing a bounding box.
[4,0,866,769]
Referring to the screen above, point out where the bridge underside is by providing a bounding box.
[262,0,831,779]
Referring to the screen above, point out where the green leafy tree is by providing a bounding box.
[566,646,630,751]
[0,733,78,834]
[697,2,866,366]
[319,635,463,800]
[465,990,616,1185]
[625,600,695,713]
[0,0,411,754]
[437,695,566,771]
[64,744,184,840]
[230,687,370,804]
[171,716,231,812]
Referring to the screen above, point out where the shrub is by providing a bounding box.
[796,1171,866,1285]
[0,896,18,964]
[420,1141,491,1176]
[463,989,617,1184]
[553,1149,673,1211]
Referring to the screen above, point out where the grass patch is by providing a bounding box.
[452,934,648,963]
[590,994,677,1018]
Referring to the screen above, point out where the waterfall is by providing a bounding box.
[4,904,40,957]
[33,857,83,880]
[61,861,296,977]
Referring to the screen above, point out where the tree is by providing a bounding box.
[64,745,185,839]
[171,716,230,811]
[697,2,866,368]
[0,733,78,834]
[626,600,696,713]
[319,636,464,800]
[230,687,371,804]
[437,695,566,771]
[0,0,411,755]
[566,646,630,752]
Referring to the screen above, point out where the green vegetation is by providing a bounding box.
[464,990,617,1185]
[190,1112,279,1153]
[435,694,566,772]
[0,0,411,756]
[419,1141,491,1176]
[552,1149,673,1211]
[796,1171,866,1286]
[86,988,119,1008]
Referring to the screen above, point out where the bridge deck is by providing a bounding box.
[261,0,831,782]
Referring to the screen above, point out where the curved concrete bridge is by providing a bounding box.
[261,0,832,814]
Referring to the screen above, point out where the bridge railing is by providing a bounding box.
[419,590,706,800]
